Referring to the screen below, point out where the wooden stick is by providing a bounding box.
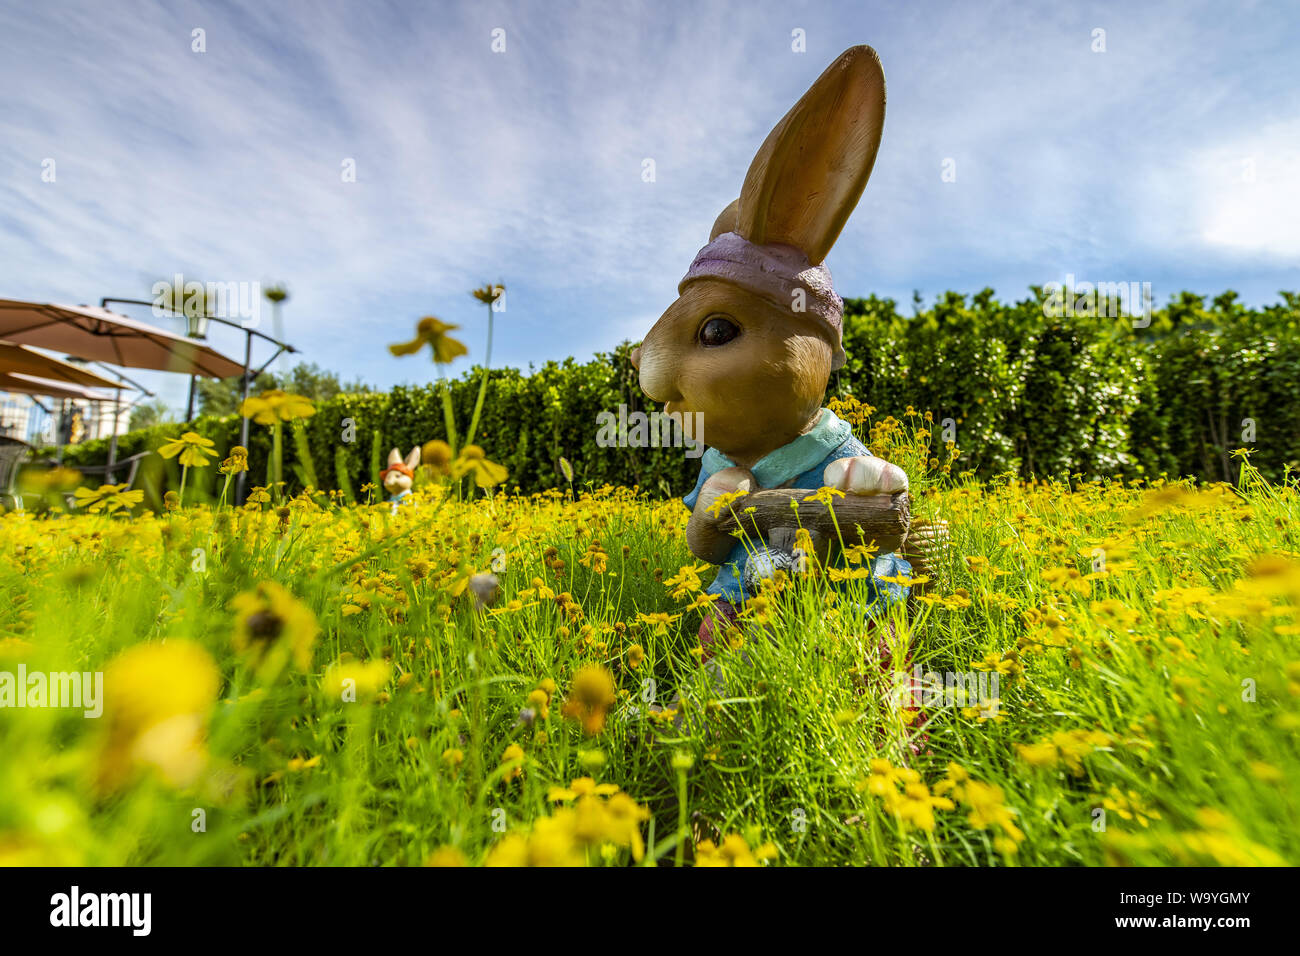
[716,488,911,565]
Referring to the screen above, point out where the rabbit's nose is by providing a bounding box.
[633,335,681,402]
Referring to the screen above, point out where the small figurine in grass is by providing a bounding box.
[631,45,944,657]
[381,447,420,512]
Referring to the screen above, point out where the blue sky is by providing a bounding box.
[2,0,1297,413]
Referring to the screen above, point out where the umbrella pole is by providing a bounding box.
[55,399,65,465]
[92,363,150,489]
[235,330,253,506]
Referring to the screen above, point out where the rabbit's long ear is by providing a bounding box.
[710,199,740,240]
[405,447,421,469]
[736,45,886,265]
[387,448,402,466]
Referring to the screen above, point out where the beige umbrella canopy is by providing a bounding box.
[0,341,124,389]
[0,300,245,378]
[0,371,116,401]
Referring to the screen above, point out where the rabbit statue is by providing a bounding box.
[381,447,421,512]
[630,45,936,655]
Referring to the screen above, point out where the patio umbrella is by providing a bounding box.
[0,373,118,464]
[1,296,295,499]
[0,371,117,401]
[0,341,125,389]
[0,299,245,378]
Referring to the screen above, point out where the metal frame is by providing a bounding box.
[99,298,297,502]
[90,364,153,483]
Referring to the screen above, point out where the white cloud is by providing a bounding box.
[1,0,1296,414]
[1194,121,1300,258]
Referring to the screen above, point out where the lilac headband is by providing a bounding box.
[679,231,847,370]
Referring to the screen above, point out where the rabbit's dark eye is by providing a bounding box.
[698,315,740,347]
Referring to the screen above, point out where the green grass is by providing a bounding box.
[0,462,1297,866]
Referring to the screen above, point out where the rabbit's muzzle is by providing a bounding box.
[630,333,681,405]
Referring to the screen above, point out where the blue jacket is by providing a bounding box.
[682,408,911,610]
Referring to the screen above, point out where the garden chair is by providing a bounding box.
[0,436,30,509]
[74,451,152,489]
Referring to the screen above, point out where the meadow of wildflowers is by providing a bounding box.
[1,397,1296,867]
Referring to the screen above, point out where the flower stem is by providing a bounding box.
[464,301,495,448]
[272,422,284,503]
[675,766,688,867]
[436,365,459,457]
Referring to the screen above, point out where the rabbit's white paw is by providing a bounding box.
[823,455,908,495]
[695,466,755,517]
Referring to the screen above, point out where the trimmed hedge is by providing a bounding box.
[51,288,1300,504]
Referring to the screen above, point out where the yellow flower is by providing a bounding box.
[802,486,846,508]
[158,431,218,468]
[1249,761,1283,784]
[934,766,1025,847]
[704,488,749,519]
[1101,786,1162,827]
[484,832,538,867]
[562,664,617,736]
[598,792,652,861]
[0,637,34,660]
[522,577,555,602]
[548,777,620,801]
[695,833,777,867]
[1016,728,1111,775]
[1042,566,1092,596]
[239,390,315,424]
[626,644,646,669]
[500,743,526,782]
[527,688,551,719]
[578,541,609,574]
[229,581,320,681]
[1017,742,1059,768]
[635,611,680,636]
[843,542,879,565]
[685,592,720,612]
[893,781,955,832]
[663,562,712,599]
[471,283,505,305]
[389,315,469,364]
[323,660,392,701]
[1237,555,1300,603]
[219,445,249,475]
[73,483,145,514]
[98,640,220,793]
[421,440,454,476]
[424,846,467,867]
[860,759,956,832]
[448,444,508,488]
[827,566,874,582]
[487,785,651,866]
